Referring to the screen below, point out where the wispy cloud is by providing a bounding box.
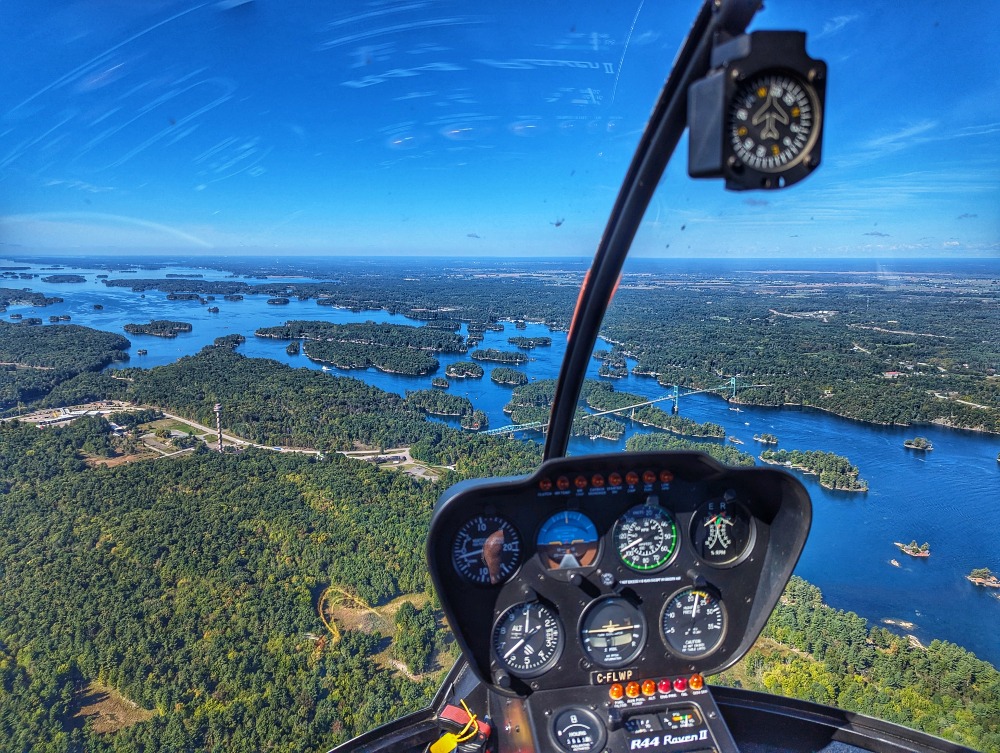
[816,14,860,40]
[864,231,890,237]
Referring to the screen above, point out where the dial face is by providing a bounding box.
[493,602,564,678]
[613,504,678,571]
[537,510,600,570]
[661,588,727,658]
[551,707,605,753]
[729,71,816,173]
[580,597,646,668]
[691,497,753,566]
[452,515,522,585]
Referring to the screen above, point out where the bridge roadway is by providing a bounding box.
[484,378,768,436]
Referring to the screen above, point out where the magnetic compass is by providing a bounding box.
[729,72,817,174]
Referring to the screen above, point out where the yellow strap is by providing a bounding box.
[429,733,459,753]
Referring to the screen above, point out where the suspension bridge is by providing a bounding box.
[483,376,769,436]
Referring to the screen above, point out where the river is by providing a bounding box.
[4,257,999,667]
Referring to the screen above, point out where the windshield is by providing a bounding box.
[1,2,999,753]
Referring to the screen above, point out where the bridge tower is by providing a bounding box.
[213,403,223,451]
[672,384,680,414]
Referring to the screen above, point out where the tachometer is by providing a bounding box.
[492,602,564,678]
[579,597,646,668]
[537,510,599,570]
[613,503,678,571]
[691,496,753,566]
[452,515,523,585]
[661,587,727,658]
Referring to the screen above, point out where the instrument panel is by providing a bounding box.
[428,451,811,696]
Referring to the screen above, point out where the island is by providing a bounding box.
[123,320,193,338]
[491,367,529,386]
[470,348,528,365]
[224,294,244,301]
[285,341,300,355]
[41,274,86,283]
[431,377,449,389]
[904,436,933,450]
[966,568,1000,588]
[760,449,869,492]
[207,306,220,313]
[508,336,552,350]
[266,297,290,305]
[445,361,484,379]
[753,432,779,445]
[93,304,103,310]
[894,540,930,558]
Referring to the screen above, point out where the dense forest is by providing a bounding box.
[0,322,130,412]
[490,367,528,386]
[123,320,193,338]
[717,577,1000,753]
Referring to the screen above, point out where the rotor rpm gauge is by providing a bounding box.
[613,503,678,572]
[691,496,754,566]
[452,515,522,586]
[580,597,646,668]
[492,602,564,678]
[661,588,727,659]
[729,71,818,174]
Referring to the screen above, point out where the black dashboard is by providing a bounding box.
[428,451,812,753]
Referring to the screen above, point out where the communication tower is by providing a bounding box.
[213,403,222,451]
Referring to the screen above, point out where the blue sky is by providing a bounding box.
[1,0,998,258]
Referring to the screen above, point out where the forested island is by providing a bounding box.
[431,377,449,389]
[123,320,193,338]
[508,336,551,349]
[491,367,528,386]
[754,433,779,444]
[445,361,484,379]
[760,449,869,491]
[895,540,930,558]
[904,436,933,450]
[41,273,86,283]
[470,348,528,364]
[967,568,1000,588]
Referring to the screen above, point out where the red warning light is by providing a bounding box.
[673,677,688,693]
[575,475,588,489]
[660,470,674,484]
[608,472,622,486]
[642,470,657,485]
[658,679,672,694]
[591,474,605,488]
[556,476,570,491]
[625,471,639,486]
[539,478,553,492]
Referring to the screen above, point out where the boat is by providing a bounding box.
[728,436,744,444]
[890,559,900,567]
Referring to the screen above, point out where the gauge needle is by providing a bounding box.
[619,537,646,553]
[503,638,526,659]
[691,593,700,618]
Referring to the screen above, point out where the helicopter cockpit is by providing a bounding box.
[331,2,980,752]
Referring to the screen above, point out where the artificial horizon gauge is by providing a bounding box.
[451,515,523,585]
[579,597,646,668]
[661,587,727,658]
[537,510,600,570]
[492,601,564,678]
[691,496,753,566]
[613,502,678,572]
[729,71,818,174]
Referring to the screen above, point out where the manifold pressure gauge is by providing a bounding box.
[688,30,826,190]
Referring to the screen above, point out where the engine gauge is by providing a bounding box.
[661,587,727,659]
[537,510,599,570]
[452,515,523,585]
[613,503,678,572]
[691,496,753,566]
[579,597,646,668]
[493,602,564,678]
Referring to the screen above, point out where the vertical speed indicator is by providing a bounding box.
[452,515,522,586]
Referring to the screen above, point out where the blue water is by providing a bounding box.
[4,258,999,667]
